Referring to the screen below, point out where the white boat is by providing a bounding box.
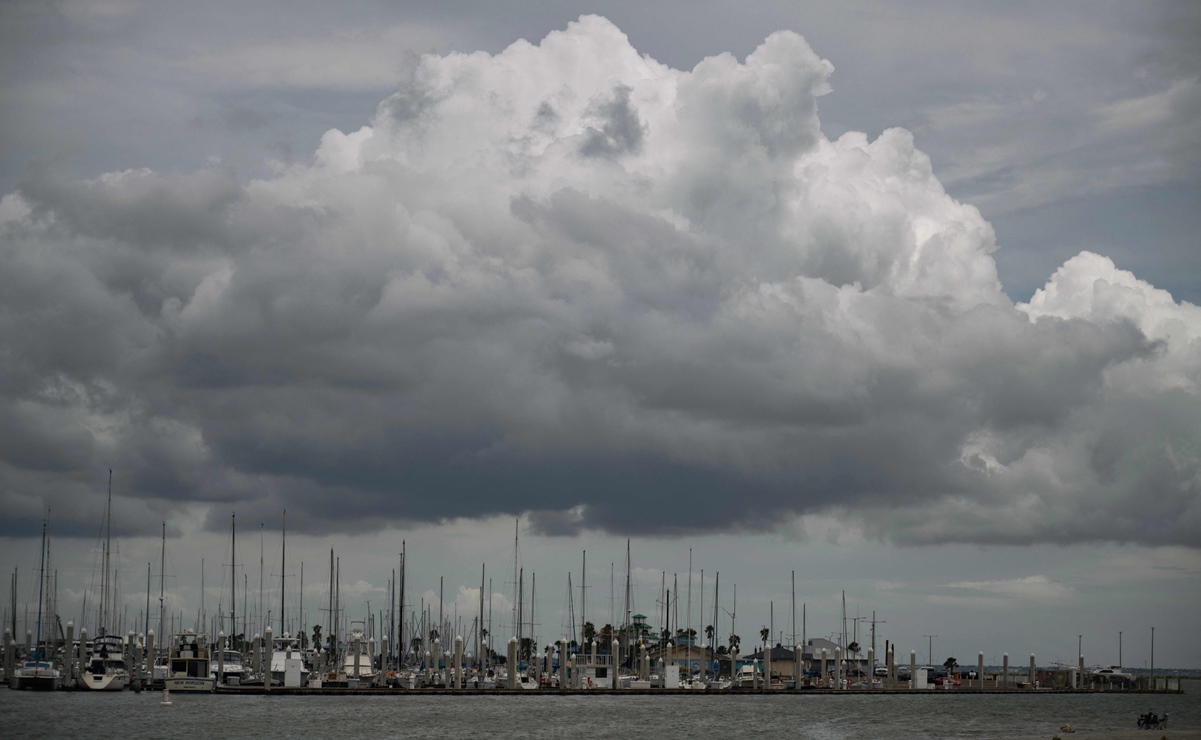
[272,634,310,687]
[338,627,376,684]
[1092,665,1134,686]
[211,649,248,685]
[735,663,760,688]
[9,660,62,691]
[164,631,214,693]
[77,633,129,691]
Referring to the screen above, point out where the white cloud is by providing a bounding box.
[0,14,1197,552]
[945,575,1074,602]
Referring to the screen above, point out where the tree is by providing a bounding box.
[847,641,860,655]
[312,625,323,654]
[705,624,714,646]
[760,626,770,647]
[582,621,596,645]
[944,656,958,673]
[728,633,741,654]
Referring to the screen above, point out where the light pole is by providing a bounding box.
[923,635,937,666]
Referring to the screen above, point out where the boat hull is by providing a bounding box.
[78,672,129,691]
[10,674,61,691]
[163,676,215,693]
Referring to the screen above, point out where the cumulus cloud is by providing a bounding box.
[1,15,1197,547]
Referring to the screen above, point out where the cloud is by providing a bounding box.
[945,575,1074,602]
[1,15,1198,548]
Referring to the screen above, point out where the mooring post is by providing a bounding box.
[507,637,517,689]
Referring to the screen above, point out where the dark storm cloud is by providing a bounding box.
[0,16,1197,547]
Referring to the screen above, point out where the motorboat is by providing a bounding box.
[9,659,62,691]
[77,633,129,691]
[164,631,214,693]
[1092,665,1134,687]
[271,633,311,687]
[211,649,248,686]
[339,627,376,685]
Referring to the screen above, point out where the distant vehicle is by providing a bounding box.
[874,666,888,677]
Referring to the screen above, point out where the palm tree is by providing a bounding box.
[759,626,770,648]
[728,633,741,655]
[705,624,714,646]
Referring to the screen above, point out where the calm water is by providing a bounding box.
[2,686,1198,739]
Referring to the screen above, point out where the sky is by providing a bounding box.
[1,1,1199,669]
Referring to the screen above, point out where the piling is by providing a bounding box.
[65,622,75,683]
[867,648,874,687]
[887,647,895,687]
[558,638,566,689]
[368,638,376,685]
[146,630,155,689]
[978,652,984,691]
[764,647,771,691]
[218,631,226,686]
[432,638,441,684]
[613,639,621,690]
[4,627,13,683]
[352,634,361,680]
[640,643,649,681]
[1078,653,1084,689]
[264,626,272,692]
[126,631,135,682]
[794,644,802,690]
[1003,652,1009,689]
[382,635,389,680]
[835,647,842,689]
[658,657,665,689]
[506,638,517,689]
[909,650,916,690]
[820,648,827,686]
[454,636,463,690]
[25,629,32,658]
[79,627,88,684]
[1029,654,1036,688]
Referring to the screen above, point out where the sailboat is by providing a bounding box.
[9,515,62,691]
[79,471,130,691]
[269,510,308,687]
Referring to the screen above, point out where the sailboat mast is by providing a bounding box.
[102,469,112,634]
[231,513,236,643]
[512,519,518,639]
[34,516,46,659]
[580,550,586,642]
[624,540,631,656]
[791,570,796,647]
[398,542,405,662]
[280,509,286,635]
[477,562,484,666]
[158,520,165,643]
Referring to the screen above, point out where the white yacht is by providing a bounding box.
[339,627,376,684]
[211,649,248,686]
[77,633,129,691]
[9,658,62,691]
[271,633,310,687]
[164,631,214,693]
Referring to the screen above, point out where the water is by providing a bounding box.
[2,687,1198,739]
